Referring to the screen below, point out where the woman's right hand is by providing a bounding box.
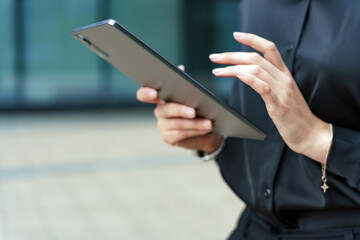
[136,67,223,153]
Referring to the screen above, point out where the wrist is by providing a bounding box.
[197,136,226,161]
[199,135,224,154]
[299,119,333,163]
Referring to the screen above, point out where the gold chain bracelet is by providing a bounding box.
[321,124,333,193]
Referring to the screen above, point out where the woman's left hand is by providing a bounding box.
[210,32,332,163]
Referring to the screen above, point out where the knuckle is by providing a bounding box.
[260,84,271,95]
[282,77,295,90]
[249,65,262,76]
[286,78,295,88]
[172,120,182,129]
[266,42,277,52]
[246,75,255,85]
[249,52,261,62]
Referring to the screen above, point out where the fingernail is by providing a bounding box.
[212,68,223,75]
[209,54,221,60]
[233,32,244,39]
[148,90,157,98]
[203,120,212,129]
[185,108,195,117]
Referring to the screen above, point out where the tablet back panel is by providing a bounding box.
[72,19,267,140]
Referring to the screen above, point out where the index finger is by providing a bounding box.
[233,32,287,72]
[136,87,164,104]
[154,103,196,119]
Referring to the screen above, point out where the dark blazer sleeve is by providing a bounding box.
[326,125,360,191]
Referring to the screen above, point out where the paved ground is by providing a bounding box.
[0,110,244,240]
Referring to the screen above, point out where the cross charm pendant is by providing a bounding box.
[321,182,329,193]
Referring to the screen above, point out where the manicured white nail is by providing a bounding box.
[203,120,212,129]
[212,68,223,75]
[185,108,195,117]
[233,32,244,39]
[148,90,157,98]
[209,54,221,60]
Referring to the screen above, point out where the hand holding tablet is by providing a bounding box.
[71,19,267,145]
[136,68,224,153]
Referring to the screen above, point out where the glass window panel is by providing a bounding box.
[0,0,16,108]
[23,0,99,108]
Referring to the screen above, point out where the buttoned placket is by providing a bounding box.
[255,0,311,216]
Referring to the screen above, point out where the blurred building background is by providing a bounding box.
[0,0,245,239]
[1,0,239,111]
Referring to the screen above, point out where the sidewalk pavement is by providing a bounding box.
[0,110,244,240]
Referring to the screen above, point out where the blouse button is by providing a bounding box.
[286,44,294,52]
[264,188,272,198]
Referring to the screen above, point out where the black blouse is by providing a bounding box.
[217,0,360,233]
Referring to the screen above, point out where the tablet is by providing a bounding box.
[71,19,266,140]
